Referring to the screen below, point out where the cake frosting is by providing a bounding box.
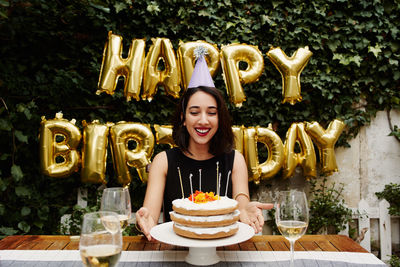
[170,209,240,227]
[172,196,238,216]
[171,191,240,239]
[174,223,239,234]
[172,196,237,211]
[170,209,240,222]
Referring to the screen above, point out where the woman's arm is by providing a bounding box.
[135,151,168,240]
[231,150,251,212]
[231,150,273,233]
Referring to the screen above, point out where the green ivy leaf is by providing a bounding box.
[0,178,6,191]
[16,104,25,113]
[389,59,399,66]
[21,206,31,216]
[0,227,18,236]
[38,206,50,220]
[0,153,10,160]
[11,165,23,182]
[394,71,400,81]
[332,53,362,66]
[146,3,160,14]
[59,206,70,215]
[327,40,341,52]
[226,22,236,30]
[14,130,29,144]
[0,10,7,19]
[223,0,232,6]
[18,221,31,233]
[114,3,127,13]
[272,0,283,8]
[198,10,211,17]
[368,44,382,58]
[23,108,32,120]
[34,221,44,229]
[0,118,12,131]
[15,186,30,197]
[0,1,10,7]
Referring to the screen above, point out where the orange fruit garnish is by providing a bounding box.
[188,190,219,203]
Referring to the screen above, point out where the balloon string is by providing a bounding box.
[177,167,184,199]
[225,170,231,197]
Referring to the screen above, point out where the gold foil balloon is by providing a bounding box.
[266,46,313,105]
[283,123,317,180]
[80,120,110,184]
[306,119,345,175]
[178,40,220,90]
[232,125,244,154]
[243,127,261,184]
[154,124,174,147]
[97,31,146,101]
[220,44,264,107]
[257,126,284,180]
[109,122,155,185]
[39,112,81,178]
[283,123,297,178]
[297,123,317,179]
[142,38,181,101]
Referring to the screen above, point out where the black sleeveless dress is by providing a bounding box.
[163,147,235,222]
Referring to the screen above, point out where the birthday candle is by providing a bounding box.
[216,162,219,196]
[199,169,202,192]
[189,173,193,202]
[177,167,184,199]
[225,170,231,197]
[218,173,221,199]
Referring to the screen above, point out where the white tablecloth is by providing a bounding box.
[0,250,387,266]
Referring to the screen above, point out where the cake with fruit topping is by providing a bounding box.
[170,191,240,239]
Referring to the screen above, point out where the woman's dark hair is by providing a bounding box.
[172,86,234,155]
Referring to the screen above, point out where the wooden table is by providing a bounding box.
[0,234,369,253]
[1,235,386,266]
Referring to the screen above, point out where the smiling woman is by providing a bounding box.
[135,47,273,241]
[172,86,233,157]
[184,90,219,149]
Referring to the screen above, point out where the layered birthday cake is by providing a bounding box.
[170,191,240,239]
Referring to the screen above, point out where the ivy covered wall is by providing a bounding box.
[0,0,399,236]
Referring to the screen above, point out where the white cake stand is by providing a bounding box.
[150,221,254,266]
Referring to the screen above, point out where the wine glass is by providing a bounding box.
[100,187,132,231]
[275,190,309,267]
[79,211,122,267]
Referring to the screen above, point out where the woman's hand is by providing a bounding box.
[239,202,273,234]
[135,207,156,241]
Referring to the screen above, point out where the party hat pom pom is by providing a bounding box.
[193,46,208,59]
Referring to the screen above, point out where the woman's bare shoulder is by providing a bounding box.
[148,151,168,174]
[153,150,167,161]
[233,149,245,161]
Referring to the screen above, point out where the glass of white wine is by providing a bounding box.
[101,187,132,231]
[275,190,309,267]
[79,211,122,267]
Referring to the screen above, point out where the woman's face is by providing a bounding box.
[184,91,219,148]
